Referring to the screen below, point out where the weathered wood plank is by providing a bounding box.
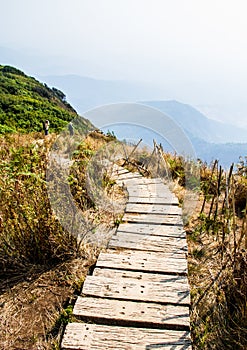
[122,212,183,225]
[126,183,171,189]
[117,175,143,181]
[117,222,186,238]
[115,172,142,179]
[128,196,179,205]
[126,203,182,215]
[73,296,190,330]
[126,188,175,198]
[93,268,189,284]
[82,276,190,305]
[127,193,179,201]
[61,323,192,349]
[125,182,175,188]
[125,184,175,191]
[96,250,188,275]
[119,179,164,186]
[109,232,187,253]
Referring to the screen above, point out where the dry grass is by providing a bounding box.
[185,170,247,349]
[0,130,127,349]
[153,152,247,349]
[187,219,247,349]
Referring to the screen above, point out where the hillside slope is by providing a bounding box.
[0,65,79,133]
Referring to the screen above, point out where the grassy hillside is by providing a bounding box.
[0,65,78,134]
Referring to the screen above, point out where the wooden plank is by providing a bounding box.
[116,172,142,179]
[118,178,164,185]
[93,268,189,284]
[73,296,190,330]
[126,184,171,189]
[82,276,190,305]
[127,191,178,200]
[128,196,179,205]
[126,187,174,195]
[126,184,175,192]
[124,183,175,189]
[122,213,183,225]
[96,250,188,275]
[126,203,182,215]
[127,191,164,199]
[61,323,192,350]
[109,232,187,253]
[117,175,143,181]
[117,223,186,238]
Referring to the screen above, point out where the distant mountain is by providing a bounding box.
[34,73,247,167]
[188,135,247,167]
[39,75,247,144]
[141,100,247,144]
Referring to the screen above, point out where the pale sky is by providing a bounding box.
[1,0,247,126]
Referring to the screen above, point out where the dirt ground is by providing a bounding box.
[0,250,97,350]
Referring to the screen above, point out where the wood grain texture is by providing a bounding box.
[61,323,192,350]
[115,172,142,179]
[126,203,182,215]
[109,232,187,253]
[82,275,190,305]
[122,212,183,225]
[117,178,164,185]
[73,296,190,329]
[117,222,186,238]
[96,249,188,275]
[93,268,189,284]
[126,189,177,200]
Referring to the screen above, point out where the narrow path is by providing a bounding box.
[61,167,192,349]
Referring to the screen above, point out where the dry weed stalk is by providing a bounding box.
[187,160,247,349]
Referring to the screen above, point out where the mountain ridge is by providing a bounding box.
[140,100,247,144]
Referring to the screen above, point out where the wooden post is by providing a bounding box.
[200,160,218,215]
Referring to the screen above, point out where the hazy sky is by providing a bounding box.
[1,0,247,126]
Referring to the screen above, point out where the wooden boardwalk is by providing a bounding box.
[61,167,191,349]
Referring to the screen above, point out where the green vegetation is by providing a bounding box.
[0,65,77,134]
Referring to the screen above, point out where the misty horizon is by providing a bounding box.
[1,1,247,128]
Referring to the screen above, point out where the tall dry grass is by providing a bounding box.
[0,131,121,285]
[0,133,78,278]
